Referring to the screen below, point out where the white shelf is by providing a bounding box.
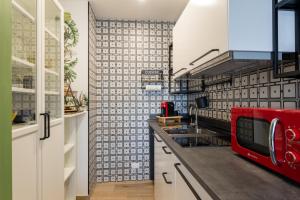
[45,68,59,76]
[12,87,35,94]
[64,111,87,119]
[45,27,59,42]
[64,167,75,182]
[64,143,75,155]
[12,0,35,22]
[12,56,35,69]
[45,91,60,95]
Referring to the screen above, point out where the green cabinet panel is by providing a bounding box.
[0,0,12,199]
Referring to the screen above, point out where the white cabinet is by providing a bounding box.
[41,121,64,200]
[174,162,213,200]
[173,0,290,79]
[11,0,64,199]
[12,130,39,200]
[154,133,213,200]
[154,133,175,200]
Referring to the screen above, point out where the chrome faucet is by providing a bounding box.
[189,105,201,134]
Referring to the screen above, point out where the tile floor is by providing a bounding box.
[90,181,154,200]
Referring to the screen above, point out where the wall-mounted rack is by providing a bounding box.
[273,0,300,78]
[141,70,164,90]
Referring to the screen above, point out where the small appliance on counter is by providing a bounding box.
[160,101,175,117]
[158,101,182,128]
[231,107,300,183]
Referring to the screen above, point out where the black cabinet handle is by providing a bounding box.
[190,49,219,66]
[154,134,162,142]
[162,172,172,184]
[162,146,172,154]
[46,112,50,139]
[174,163,201,200]
[40,113,48,140]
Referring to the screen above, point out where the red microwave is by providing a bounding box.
[231,107,300,183]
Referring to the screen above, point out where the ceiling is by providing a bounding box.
[89,0,189,21]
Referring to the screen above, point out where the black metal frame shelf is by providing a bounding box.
[273,0,300,78]
[141,69,164,90]
[276,0,299,9]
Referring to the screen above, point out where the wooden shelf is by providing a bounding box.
[12,56,35,69]
[64,167,75,182]
[64,143,75,154]
[12,0,35,22]
[12,87,35,94]
[45,68,59,76]
[45,27,59,42]
[64,111,87,119]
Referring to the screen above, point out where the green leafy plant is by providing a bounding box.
[64,12,79,83]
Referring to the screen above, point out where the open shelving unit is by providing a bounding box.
[64,111,87,200]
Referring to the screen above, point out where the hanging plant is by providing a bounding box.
[64,12,79,84]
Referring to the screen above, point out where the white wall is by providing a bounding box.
[60,0,89,197]
[61,0,89,95]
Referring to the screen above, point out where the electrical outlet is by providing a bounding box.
[131,162,140,169]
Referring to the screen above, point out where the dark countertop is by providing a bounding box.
[149,120,300,200]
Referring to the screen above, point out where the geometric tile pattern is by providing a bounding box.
[188,67,300,122]
[95,19,187,182]
[88,5,97,193]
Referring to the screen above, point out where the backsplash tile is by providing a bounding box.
[188,68,300,122]
[88,4,97,193]
[94,19,187,182]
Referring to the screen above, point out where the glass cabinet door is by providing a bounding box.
[12,0,37,129]
[44,0,62,120]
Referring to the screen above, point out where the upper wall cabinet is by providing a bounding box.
[173,0,294,79]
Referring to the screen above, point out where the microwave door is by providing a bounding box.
[236,117,270,156]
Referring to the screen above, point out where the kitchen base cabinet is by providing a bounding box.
[154,133,213,200]
[40,120,64,200]
[12,130,38,200]
[174,162,212,200]
[154,133,175,200]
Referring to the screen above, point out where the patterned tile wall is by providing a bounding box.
[95,19,187,182]
[88,5,97,193]
[188,67,300,122]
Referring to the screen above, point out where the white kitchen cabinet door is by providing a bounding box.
[173,0,228,79]
[174,169,197,200]
[12,130,38,200]
[40,121,64,200]
[173,0,278,79]
[160,145,175,200]
[174,162,213,200]
[40,0,64,199]
[154,133,175,200]
[154,133,164,200]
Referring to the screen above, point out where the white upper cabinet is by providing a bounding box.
[173,0,293,79]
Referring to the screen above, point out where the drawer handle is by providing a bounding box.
[154,134,162,142]
[162,146,172,154]
[190,49,219,66]
[162,172,172,184]
[174,163,201,200]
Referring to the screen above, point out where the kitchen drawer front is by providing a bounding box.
[174,159,213,200]
[154,133,176,200]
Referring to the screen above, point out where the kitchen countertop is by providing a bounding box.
[149,120,300,200]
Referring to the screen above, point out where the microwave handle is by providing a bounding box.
[269,118,280,166]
